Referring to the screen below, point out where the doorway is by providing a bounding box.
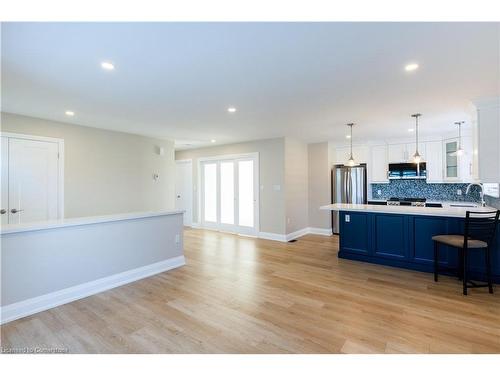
[199,153,259,236]
[175,159,193,226]
[1,133,64,225]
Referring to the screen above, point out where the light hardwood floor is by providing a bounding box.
[2,228,500,353]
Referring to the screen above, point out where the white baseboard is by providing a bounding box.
[259,227,332,243]
[286,228,310,242]
[191,222,201,228]
[307,227,333,236]
[258,231,287,242]
[0,255,186,325]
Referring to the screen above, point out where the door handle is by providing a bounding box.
[0,209,6,214]
[177,195,181,198]
[11,208,24,214]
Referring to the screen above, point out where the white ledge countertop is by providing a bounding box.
[320,203,497,218]
[1,209,185,235]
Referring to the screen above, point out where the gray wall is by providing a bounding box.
[1,112,175,218]
[284,138,309,233]
[176,138,286,235]
[1,213,184,307]
[307,142,331,229]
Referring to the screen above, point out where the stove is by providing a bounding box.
[387,197,427,207]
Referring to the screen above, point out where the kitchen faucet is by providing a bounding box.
[465,183,486,207]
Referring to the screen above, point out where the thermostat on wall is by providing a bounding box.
[483,183,500,198]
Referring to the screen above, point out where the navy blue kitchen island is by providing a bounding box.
[322,204,500,283]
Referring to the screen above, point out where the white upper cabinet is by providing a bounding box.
[425,141,443,182]
[475,98,500,183]
[388,143,426,163]
[370,145,389,183]
[387,144,406,163]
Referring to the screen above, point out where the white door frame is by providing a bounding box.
[175,159,193,226]
[197,152,260,235]
[0,132,65,219]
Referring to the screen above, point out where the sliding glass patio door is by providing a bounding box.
[200,154,258,235]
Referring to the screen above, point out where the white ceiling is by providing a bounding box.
[1,22,499,149]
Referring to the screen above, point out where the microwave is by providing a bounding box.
[388,162,427,180]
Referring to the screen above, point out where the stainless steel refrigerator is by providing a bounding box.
[331,164,367,234]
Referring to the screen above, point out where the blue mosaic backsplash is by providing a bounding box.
[371,180,483,203]
[485,195,500,209]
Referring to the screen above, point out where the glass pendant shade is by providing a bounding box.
[344,123,359,167]
[411,113,422,164]
[452,121,466,156]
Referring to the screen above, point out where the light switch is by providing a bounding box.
[345,214,350,223]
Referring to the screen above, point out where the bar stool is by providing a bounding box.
[432,210,500,295]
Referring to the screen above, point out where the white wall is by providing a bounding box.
[1,112,176,218]
[175,138,286,235]
[284,138,309,234]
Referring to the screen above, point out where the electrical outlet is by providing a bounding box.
[287,218,291,224]
[457,189,462,196]
[345,214,350,223]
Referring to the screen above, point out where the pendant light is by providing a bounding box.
[344,123,359,167]
[411,113,422,164]
[454,121,465,156]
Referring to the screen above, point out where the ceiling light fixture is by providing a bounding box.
[344,123,359,167]
[454,121,465,156]
[227,107,237,113]
[345,135,351,139]
[405,63,419,72]
[408,128,414,132]
[101,61,115,70]
[65,110,75,116]
[411,113,422,164]
[211,139,216,143]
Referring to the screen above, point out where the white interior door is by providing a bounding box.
[175,160,193,226]
[7,137,60,224]
[1,137,9,225]
[200,154,258,235]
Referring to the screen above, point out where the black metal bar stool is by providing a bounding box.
[432,210,500,295]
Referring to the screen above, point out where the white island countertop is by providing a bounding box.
[320,203,497,218]
[1,209,185,235]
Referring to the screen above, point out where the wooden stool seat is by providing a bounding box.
[432,210,499,295]
[432,235,487,248]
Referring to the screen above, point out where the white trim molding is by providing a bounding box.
[258,231,287,242]
[307,227,333,236]
[258,227,332,243]
[0,256,185,325]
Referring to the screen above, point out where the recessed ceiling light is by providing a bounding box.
[101,61,115,70]
[65,110,75,116]
[408,128,414,132]
[345,135,351,139]
[211,139,216,143]
[227,107,237,113]
[405,63,419,72]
